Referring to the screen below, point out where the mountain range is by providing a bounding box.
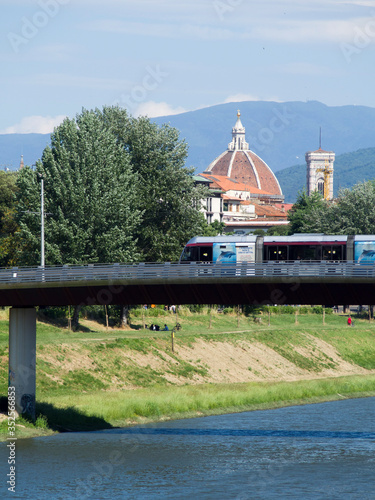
[1,100,375,203]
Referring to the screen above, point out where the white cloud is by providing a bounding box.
[82,19,233,41]
[0,115,67,134]
[82,16,375,45]
[224,94,262,103]
[134,101,186,118]
[224,94,282,103]
[252,17,375,43]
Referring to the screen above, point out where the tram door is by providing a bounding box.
[265,245,288,261]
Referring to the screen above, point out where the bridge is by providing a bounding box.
[3,261,375,420]
[2,260,375,306]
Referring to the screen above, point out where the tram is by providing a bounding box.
[179,234,375,264]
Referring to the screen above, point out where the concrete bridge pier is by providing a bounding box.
[8,308,36,421]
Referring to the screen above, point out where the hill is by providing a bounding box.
[276,147,375,203]
[2,101,375,202]
[153,100,375,173]
[2,101,375,176]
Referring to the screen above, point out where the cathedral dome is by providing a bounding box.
[203,111,283,197]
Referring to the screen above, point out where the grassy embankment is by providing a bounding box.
[0,306,375,439]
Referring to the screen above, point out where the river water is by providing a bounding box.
[1,397,375,500]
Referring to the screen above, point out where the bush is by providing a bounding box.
[144,308,168,318]
[38,306,68,320]
[243,305,267,316]
[299,306,310,314]
[280,305,295,314]
[188,304,204,313]
[223,307,234,314]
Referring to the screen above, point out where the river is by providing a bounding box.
[1,397,375,499]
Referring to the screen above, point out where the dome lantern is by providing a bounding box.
[228,110,249,151]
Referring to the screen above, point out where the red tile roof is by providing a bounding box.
[200,173,273,196]
[254,204,288,219]
[204,150,282,196]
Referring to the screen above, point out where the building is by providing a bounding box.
[305,146,335,200]
[197,111,289,233]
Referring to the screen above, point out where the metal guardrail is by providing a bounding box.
[0,261,375,286]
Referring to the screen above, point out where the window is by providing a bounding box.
[200,246,213,262]
[322,245,345,261]
[180,246,213,262]
[266,246,288,261]
[317,179,324,196]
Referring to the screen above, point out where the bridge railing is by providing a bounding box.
[0,261,375,285]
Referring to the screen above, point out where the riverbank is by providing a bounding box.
[1,308,375,439]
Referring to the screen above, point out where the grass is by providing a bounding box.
[0,309,375,439]
[36,375,375,428]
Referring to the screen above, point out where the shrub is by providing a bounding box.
[243,305,267,316]
[223,307,234,314]
[188,304,204,313]
[280,305,295,314]
[299,306,310,314]
[38,306,68,320]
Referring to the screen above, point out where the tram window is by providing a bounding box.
[200,246,213,262]
[322,245,345,261]
[180,246,199,262]
[266,246,288,261]
[289,245,319,261]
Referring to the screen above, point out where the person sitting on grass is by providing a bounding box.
[163,324,169,331]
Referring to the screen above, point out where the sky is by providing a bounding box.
[1,0,375,134]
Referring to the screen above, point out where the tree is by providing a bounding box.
[14,106,208,327]
[15,109,142,266]
[0,171,17,224]
[325,181,375,234]
[287,189,329,234]
[100,106,207,261]
[253,229,266,236]
[266,225,290,236]
[0,171,18,266]
[199,219,226,236]
[288,181,375,235]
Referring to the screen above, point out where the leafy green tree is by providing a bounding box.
[199,219,226,236]
[287,190,329,234]
[0,171,17,224]
[100,106,207,261]
[324,180,375,234]
[14,106,208,327]
[15,109,142,266]
[288,181,375,235]
[253,229,266,236]
[266,225,290,236]
[0,171,18,266]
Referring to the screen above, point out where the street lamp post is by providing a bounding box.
[40,176,45,267]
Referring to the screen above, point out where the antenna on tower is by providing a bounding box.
[319,127,322,150]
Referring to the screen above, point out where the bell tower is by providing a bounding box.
[305,133,335,200]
